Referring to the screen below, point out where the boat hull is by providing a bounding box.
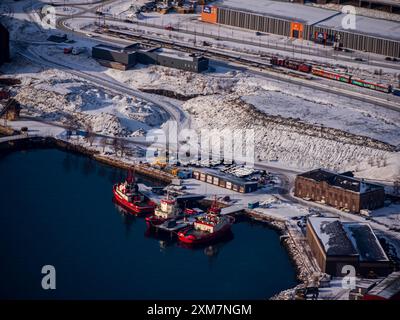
[145,215,167,226]
[113,185,155,215]
[178,222,233,245]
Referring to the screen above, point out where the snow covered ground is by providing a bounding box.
[2,0,400,182]
[181,82,400,181]
[371,203,400,230]
[63,5,400,84]
[180,177,309,220]
[1,56,167,137]
[237,77,400,146]
[105,65,239,97]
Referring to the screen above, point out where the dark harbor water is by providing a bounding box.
[0,149,297,299]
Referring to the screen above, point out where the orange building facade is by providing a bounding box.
[290,22,304,39]
[201,5,218,24]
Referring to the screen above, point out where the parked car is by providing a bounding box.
[164,25,174,31]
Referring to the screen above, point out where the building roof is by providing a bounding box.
[212,0,338,24]
[298,168,336,182]
[211,0,400,42]
[298,168,383,194]
[196,168,258,186]
[317,13,400,42]
[47,35,67,43]
[343,223,389,262]
[308,217,358,257]
[152,47,203,62]
[367,272,400,299]
[308,217,389,261]
[93,44,137,54]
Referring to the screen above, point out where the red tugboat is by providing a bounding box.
[178,200,235,245]
[113,170,155,215]
[145,195,181,226]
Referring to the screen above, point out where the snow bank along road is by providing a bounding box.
[18,44,188,129]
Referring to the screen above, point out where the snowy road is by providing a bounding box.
[15,43,189,131]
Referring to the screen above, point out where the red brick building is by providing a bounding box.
[294,169,385,213]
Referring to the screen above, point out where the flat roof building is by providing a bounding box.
[137,47,209,73]
[294,168,385,213]
[212,0,338,24]
[92,44,139,70]
[307,217,392,277]
[308,0,400,14]
[192,168,258,193]
[202,1,400,57]
[92,42,209,72]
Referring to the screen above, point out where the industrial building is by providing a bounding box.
[92,44,138,70]
[0,23,10,66]
[192,168,258,193]
[201,1,400,57]
[306,217,392,277]
[138,47,209,73]
[92,43,209,72]
[294,168,385,213]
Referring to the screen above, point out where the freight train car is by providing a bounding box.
[350,79,392,93]
[270,57,396,95]
[311,68,351,83]
[270,57,311,73]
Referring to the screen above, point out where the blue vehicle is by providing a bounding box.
[248,201,259,209]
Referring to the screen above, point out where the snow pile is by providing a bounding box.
[371,204,400,230]
[1,13,47,43]
[13,70,166,137]
[235,77,400,146]
[348,153,400,182]
[106,65,239,97]
[102,0,136,17]
[182,93,398,177]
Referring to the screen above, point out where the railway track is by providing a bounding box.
[49,0,400,111]
[95,26,400,112]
